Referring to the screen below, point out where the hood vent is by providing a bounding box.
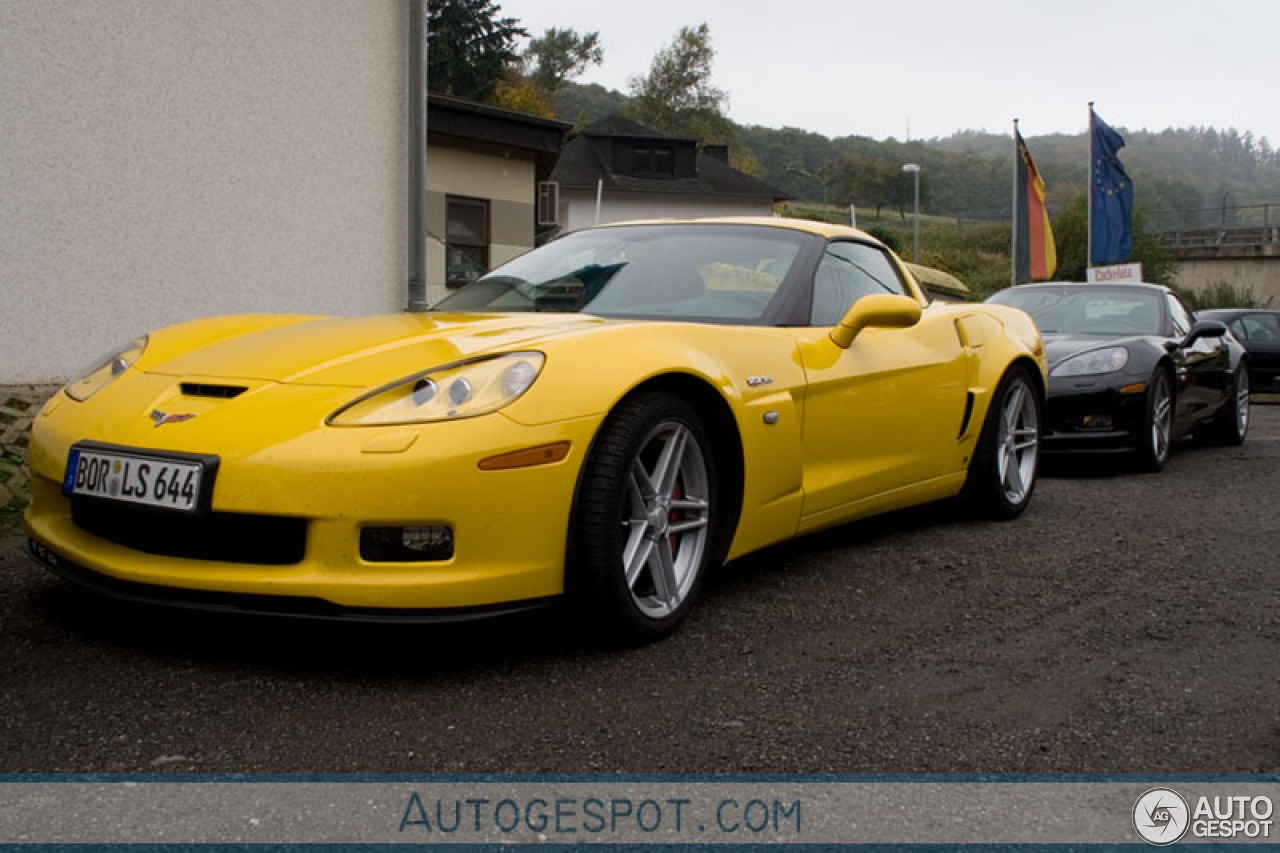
[180,382,247,399]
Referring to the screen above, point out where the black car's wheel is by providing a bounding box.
[570,391,716,643]
[1205,366,1250,446]
[962,365,1041,519]
[1135,368,1174,472]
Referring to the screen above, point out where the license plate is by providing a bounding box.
[63,445,211,513]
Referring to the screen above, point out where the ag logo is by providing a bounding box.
[1134,788,1190,845]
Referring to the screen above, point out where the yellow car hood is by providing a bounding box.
[143,312,613,387]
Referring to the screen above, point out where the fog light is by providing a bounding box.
[1080,414,1113,430]
[360,525,454,562]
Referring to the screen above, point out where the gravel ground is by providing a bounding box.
[1,406,1277,773]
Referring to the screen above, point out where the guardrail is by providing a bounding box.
[1161,226,1280,247]
[1150,202,1275,235]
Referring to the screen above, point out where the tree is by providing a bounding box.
[626,24,728,139]
[427,0,526,102]
[826,157,900,218]
[492,75,555,118]
[524,27,603,95]
[1051,194,1177,285]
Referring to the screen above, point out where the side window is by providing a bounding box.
[1165,294,1193,337]
[809,242,906,326]
[446,196,490,288]
[1229,319,1251,341]
[1241,314,1280,342]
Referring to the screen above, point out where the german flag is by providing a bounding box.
[1014,130,1057,281]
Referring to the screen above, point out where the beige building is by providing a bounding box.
[423,95,568,305]
[0,2,566,383]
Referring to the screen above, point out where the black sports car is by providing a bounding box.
[1197,308,1280,394]
[986,282,1250,470]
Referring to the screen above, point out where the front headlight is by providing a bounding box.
[328,352,546,426]
[64,336,148,401]
[1050,345,1129,378]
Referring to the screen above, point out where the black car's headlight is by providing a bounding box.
[1050,346,1129,378]
[64,336,148,401]
[328,352,545,426]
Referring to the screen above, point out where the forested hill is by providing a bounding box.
[554,82,1280,228]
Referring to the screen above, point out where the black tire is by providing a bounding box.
[1134,368,1174,472]
[962,365,1041,519]
[1204,366,1250,446]
[569,391,717,643]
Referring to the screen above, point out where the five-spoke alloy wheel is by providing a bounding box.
[963,366,1041,518]
[1136,368,1174,472]
[571,392,717,642]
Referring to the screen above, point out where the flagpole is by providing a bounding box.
[1087,101,1094,275]
[1011,118,1019,287]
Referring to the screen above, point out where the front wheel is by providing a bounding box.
[1135,368,1173,472]
[569,392,716,643]
[962,366,1041,519]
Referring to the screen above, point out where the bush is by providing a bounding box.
[1174,281,1274,310]
[866,226,901,253]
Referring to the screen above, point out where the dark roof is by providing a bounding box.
[549,114,789,202]
[1199,308,1278,317]
[427,93,571,155]
[577,114,691,141]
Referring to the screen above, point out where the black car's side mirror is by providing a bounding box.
[1182,319,1228,347]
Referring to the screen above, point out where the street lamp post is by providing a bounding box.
[902,163,921,262]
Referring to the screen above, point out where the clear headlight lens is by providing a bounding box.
[1050,345,1129,377]
[329,352,545,426]
[64,336,148,401]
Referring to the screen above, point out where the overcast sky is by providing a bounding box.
[499,0,1279,146]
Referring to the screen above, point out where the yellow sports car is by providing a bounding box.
[25,218,1046,641]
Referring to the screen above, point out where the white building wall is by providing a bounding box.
[562,192,775,233]
[0,1,407,382]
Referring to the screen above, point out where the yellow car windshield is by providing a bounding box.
[434,224,812,323]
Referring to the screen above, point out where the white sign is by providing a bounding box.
[1087,262,1144,283]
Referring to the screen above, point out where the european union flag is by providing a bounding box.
[1090,110,1134,264]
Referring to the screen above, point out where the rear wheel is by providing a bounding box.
[1205,366,1250,446]
[569,392,716,643]
[962,366,1041,518]
[1135,368,1173,472]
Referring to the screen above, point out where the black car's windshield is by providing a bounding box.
[989,286,1164,336]
[434,224,812,322]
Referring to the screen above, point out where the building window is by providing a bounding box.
[633,147,674,178]
[446,196,489,288]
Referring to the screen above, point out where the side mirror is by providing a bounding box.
[1182,319,1228,347]
[829,294,922,348]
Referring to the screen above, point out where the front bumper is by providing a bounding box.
[1041,381,1147,454]
[26,538,557,622]
[24,381,602,613]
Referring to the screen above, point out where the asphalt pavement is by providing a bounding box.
[2,407,1277,773]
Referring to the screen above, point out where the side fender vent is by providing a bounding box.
[181,383,247,399]
[957,391,976,439]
